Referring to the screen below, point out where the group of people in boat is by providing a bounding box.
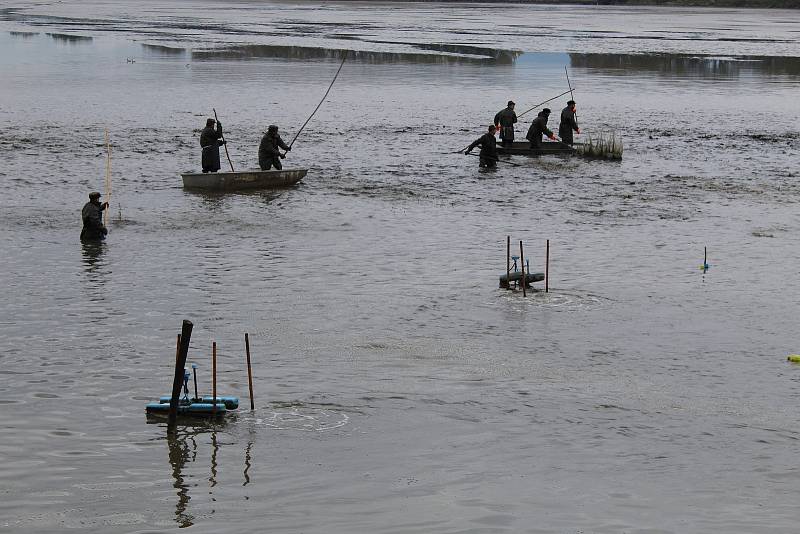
[199,119,291,174]
[466,99,581,168]
[80,103,579,240]
[80,118,295,242]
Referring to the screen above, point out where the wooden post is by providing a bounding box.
[168,321,194,428]
[506,236,510,290]
[192,364,198,401]
[103,129,112,228]
[245,333,254,410]
[212,341,217,415]
[545,239,550,293]
[519,241,527,297]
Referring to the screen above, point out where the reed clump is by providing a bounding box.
[576,131,623,160]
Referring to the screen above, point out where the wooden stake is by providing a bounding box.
[103,129,112,227]
[168,321,194,428]
[519,240,527,297]
[245,333,254,410]
[545,239,550,293]
[212,341,217,415]
[506,236,511,290]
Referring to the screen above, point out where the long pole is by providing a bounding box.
[565,66,578,124]
[103,129,111,227]
[288,51,348,150]
[212,341,217,415]
[169,321,194,428]
[519,240,527,297]
[192,363,198,401]
[545,239,550,293]
[212,108,235,172]
[506,236,510,290]
[464,153,523,167]
[245,333,254,410]
[517,88,577,119]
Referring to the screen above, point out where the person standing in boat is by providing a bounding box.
[494,100,517,148]
[465,125,498,168]
[558,100,580,146]
[80,191,108,241]
[526,108,556,149]
[258,125,291,171]
[199,118,225,173]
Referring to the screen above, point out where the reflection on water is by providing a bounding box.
[193,43,521,64]
[47,32,92,44]
[167,428,197,528]
[80,241,105,273]
[141,43,187,56]
[166,424,223,528]
[569,52,800,78]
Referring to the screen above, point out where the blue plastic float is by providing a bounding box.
[145,365,239,418]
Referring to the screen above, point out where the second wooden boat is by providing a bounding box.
[181,168,308,192]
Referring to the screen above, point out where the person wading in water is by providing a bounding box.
[465,125,498,168]
[558,100,580,146]
[526,108,556,149]
[80,191,108,241]
[199,118,226,173]
[258,125,291,170]
[494,100,517,148]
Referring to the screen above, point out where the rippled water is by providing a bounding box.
[2,2,800,532]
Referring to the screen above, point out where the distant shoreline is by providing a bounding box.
[343,0,800,8]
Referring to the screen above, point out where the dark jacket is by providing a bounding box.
[200,122,224,172]
[494,107,517,141]
[467,132,497,160]
[259,132,289,160]
[200,122,223,148]
[526,113,553,148]
[80,201,107,241]
[558,106,579,144]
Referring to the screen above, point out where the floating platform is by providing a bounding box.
[181,169,307,192]
[158,395,239,409]
[499,271,544,288]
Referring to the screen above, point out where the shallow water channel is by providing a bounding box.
[1,1,800,532]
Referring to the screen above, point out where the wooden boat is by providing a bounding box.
[181,168,307,192]
[496,141,576,157]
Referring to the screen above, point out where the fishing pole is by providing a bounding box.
[464,152,523,167]
[516,88,577,119]
[287,51,348,151]
[565,66,578,124]
[213,108,235,172]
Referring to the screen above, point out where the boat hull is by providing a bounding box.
[181,169,308,191]
[496,141,576,157]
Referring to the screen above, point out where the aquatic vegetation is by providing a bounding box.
[576,131,623,160]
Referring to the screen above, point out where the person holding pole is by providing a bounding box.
[199,118,226,173]
[80,191,108,241]
[258,125,291,170]
[494,100,517,148]
[465,125,498,168]
[526,108,556,150]
[559,100,580,146]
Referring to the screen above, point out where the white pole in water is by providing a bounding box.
[103,129,112,227]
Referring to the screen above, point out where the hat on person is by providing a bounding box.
[567,100,576,106]
[542,108,551,115]
[206,118,215,127]
[89,191,101,200]
[267,124,278,132]
[507,100,515,106]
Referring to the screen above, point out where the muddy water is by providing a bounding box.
[2,2,800,532]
